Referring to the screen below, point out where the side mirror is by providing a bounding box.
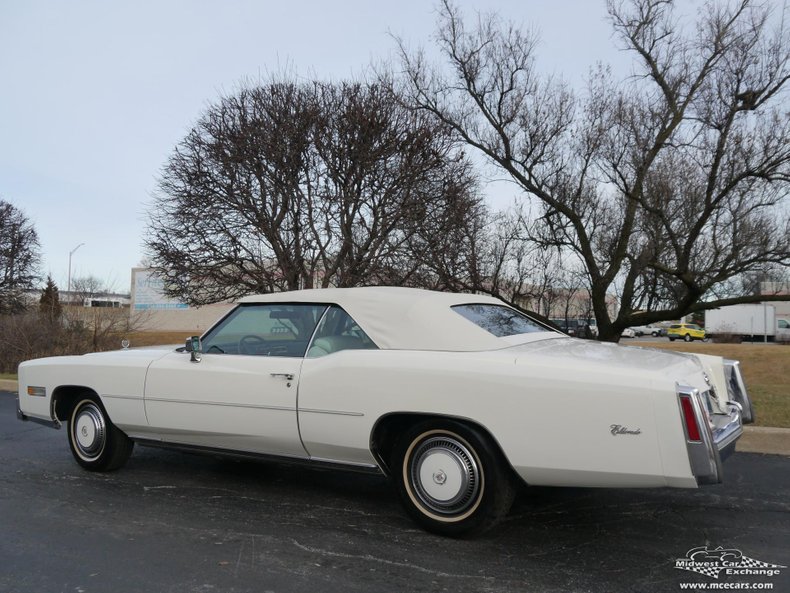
[186,336,202,363]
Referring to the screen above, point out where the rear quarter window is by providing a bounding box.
[452,304,546,338]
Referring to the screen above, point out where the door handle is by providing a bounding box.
[270,373,294,381]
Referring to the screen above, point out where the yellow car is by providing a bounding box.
[667,323,706,342]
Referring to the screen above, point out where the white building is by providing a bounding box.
[131,268,232,332]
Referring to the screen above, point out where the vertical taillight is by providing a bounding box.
[680,394,702,442]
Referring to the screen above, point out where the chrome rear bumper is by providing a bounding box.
[711,402,743,461]
[723,360,754,424]
[678,385,743,485]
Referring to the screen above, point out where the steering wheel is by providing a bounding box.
[238,334,267,355]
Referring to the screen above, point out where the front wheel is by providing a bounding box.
[684,334,692,342]
[68,395,134,471]
[392,420,516,537]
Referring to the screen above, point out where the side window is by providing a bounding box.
[201,304,327,357]
[779,319,790,329]
[452,304,545,337]
[307,306,378,358]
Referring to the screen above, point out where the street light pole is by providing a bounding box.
[68,242,85,304]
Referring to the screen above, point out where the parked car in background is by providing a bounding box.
[668,323,707,342]
[549,318,572,334]
[629,324,664,337]
[572,320,598,339]
[549,318,598,338]
[18,287,750,536]
[620,328,636,338]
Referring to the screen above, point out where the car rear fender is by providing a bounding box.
[369,411,517,480]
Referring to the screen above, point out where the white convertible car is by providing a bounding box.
[17,287,753,535]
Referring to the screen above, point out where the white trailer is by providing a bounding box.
[705,304,790,342]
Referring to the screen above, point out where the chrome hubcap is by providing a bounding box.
[410,435,480,515]
[73,403,106,460]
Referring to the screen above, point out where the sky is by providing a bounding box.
[1,0,657,294]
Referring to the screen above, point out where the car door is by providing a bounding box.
[144,303,327,457]
[298,305,380,465]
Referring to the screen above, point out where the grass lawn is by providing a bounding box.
[0,373,17,381]
[649,342,790,428]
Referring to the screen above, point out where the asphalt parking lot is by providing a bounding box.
[2,392,788,593]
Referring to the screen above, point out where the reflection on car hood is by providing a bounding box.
[21,347,175,369]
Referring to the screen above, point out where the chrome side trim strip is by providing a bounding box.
[308,456,378,469]
[133,438,384,475]
[298,408,364,417]
[144,397,294,412]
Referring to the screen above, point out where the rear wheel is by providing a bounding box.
[68,395,133,471]
[669,337,676,341]
[392,420,515,537]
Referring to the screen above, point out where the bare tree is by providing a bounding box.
[0,200,40,313]
[66,276,141,351]
[145,75,486,305]
[0,275,145,372]
[70,275,108,301]
[403,175,490,291]
[398,0,790,340]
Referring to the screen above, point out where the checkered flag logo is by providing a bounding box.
[738,556,785,569]
[679,563,722,579]
[675,546,786,579]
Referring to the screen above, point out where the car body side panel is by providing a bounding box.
[651,387,699,487]
[18,349,167,430]
[297,345,699,488]
[18,338,704,490]
[143,351,306,457]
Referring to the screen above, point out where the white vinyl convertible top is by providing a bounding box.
[237,287,518,351]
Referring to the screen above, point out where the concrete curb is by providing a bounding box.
[739,426,790,457]
[3,380,788,456]
[0,379,18,392]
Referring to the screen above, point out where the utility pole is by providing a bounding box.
[67,242,85,304]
